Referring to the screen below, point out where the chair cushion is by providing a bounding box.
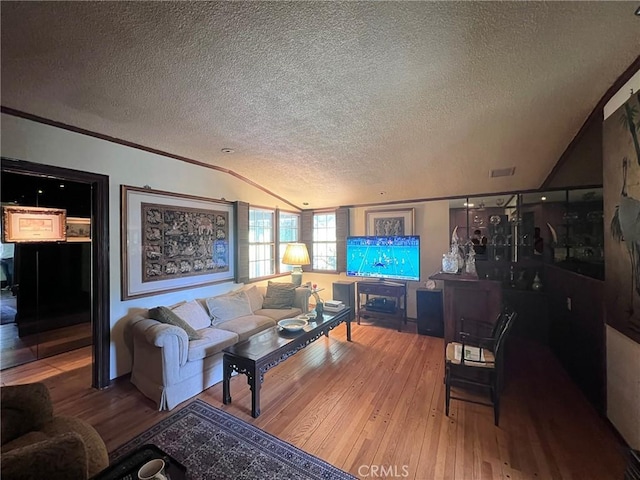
[446,342,495,367]
[262,281,296,309]
[148,306,202,341]
[206,290,253,326]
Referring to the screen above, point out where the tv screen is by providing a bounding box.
[346,235,420,282]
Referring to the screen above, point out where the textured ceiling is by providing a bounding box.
[1,2,639,209]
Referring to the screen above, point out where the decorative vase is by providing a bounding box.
[532,272,543,291]
[442,252,457,273]
[465,250,476,275]
[516,270,528,290]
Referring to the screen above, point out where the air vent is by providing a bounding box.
[490,167,516,178]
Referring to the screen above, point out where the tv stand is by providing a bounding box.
[356,280,407,332]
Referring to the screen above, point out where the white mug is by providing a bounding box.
[138,459,167,480]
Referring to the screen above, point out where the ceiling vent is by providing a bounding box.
[490,167,516,178]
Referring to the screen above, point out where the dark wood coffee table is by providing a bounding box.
[223,307,352,417]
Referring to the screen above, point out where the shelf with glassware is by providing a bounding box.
[448,188,604,280]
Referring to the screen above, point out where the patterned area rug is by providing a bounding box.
[110,400,356,480]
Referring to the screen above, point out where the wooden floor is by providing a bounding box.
[0,321,627,480]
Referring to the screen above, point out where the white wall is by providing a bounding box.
[603,68,640,449]
[1,114,294,378]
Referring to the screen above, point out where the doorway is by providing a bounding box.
[0,158,110,388]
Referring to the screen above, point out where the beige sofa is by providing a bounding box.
[126,284,310,410]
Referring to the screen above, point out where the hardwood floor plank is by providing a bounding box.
[0,324,627,480]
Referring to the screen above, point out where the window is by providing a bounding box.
[313,212,337,270]
[249,208,274,278]
[248,208,301,280]
[279,212,300,272]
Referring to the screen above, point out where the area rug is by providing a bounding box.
[110,399,357,480]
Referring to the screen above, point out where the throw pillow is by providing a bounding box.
[242,284,264,312]
[262,281,296,309]
[171,300,212,330]
[206,290,253,326]
[148,306,202,340]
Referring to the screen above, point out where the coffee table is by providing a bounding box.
[223,307,352,417]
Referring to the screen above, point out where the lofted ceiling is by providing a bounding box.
[1,1,639,210]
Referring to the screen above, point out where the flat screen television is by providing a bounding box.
[346,235,420,282]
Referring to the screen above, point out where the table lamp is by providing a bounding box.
[282,243,310,287]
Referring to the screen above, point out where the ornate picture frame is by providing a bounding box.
[66,217,91,242]
[2,205,67,243]
[121,185,235,300]
[365,208,415,236]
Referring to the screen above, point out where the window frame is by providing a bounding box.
[311,211,338,272]
[248,206,301,281]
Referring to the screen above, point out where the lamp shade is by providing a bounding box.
[282,243,310,266]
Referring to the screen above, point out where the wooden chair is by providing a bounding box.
[444,308,517,426]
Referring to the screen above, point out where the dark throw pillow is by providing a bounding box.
[262,281,296,309]
[148,306,202,340]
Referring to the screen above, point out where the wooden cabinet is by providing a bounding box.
[429,273,502,346]
[356,281,407,331]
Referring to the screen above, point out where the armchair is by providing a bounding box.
[444,308,517,426]
[1,382,109,479]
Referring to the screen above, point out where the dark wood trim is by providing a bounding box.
[0,107,299,211]
[0,157,111,389]
[542,55,640,189]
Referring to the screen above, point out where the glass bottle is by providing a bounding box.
[465,249,476,274]
[532,272,543,291]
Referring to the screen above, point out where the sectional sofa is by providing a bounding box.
[125,283,311,410]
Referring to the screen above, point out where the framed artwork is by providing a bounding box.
[121,185,235,300]
[2,206,67,242]
[365,208,415,236]
[66,217,91,242]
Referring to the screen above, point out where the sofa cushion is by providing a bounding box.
[255,307,303,322]
[187,328,239,362]
[148,306,202,341]
[172,300,212,330]
[216,315,276,342]
[206,290,253,326]
[262,281,296,309]
[241,285,263,312]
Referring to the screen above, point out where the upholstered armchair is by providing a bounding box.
[1,382,109,479]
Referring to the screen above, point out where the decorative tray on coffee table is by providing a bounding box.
[90,444,186,480]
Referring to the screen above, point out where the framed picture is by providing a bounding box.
[121,185,235,300]
[66,217,91,242]
[365,208,415,236]
[2,206,67,242]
